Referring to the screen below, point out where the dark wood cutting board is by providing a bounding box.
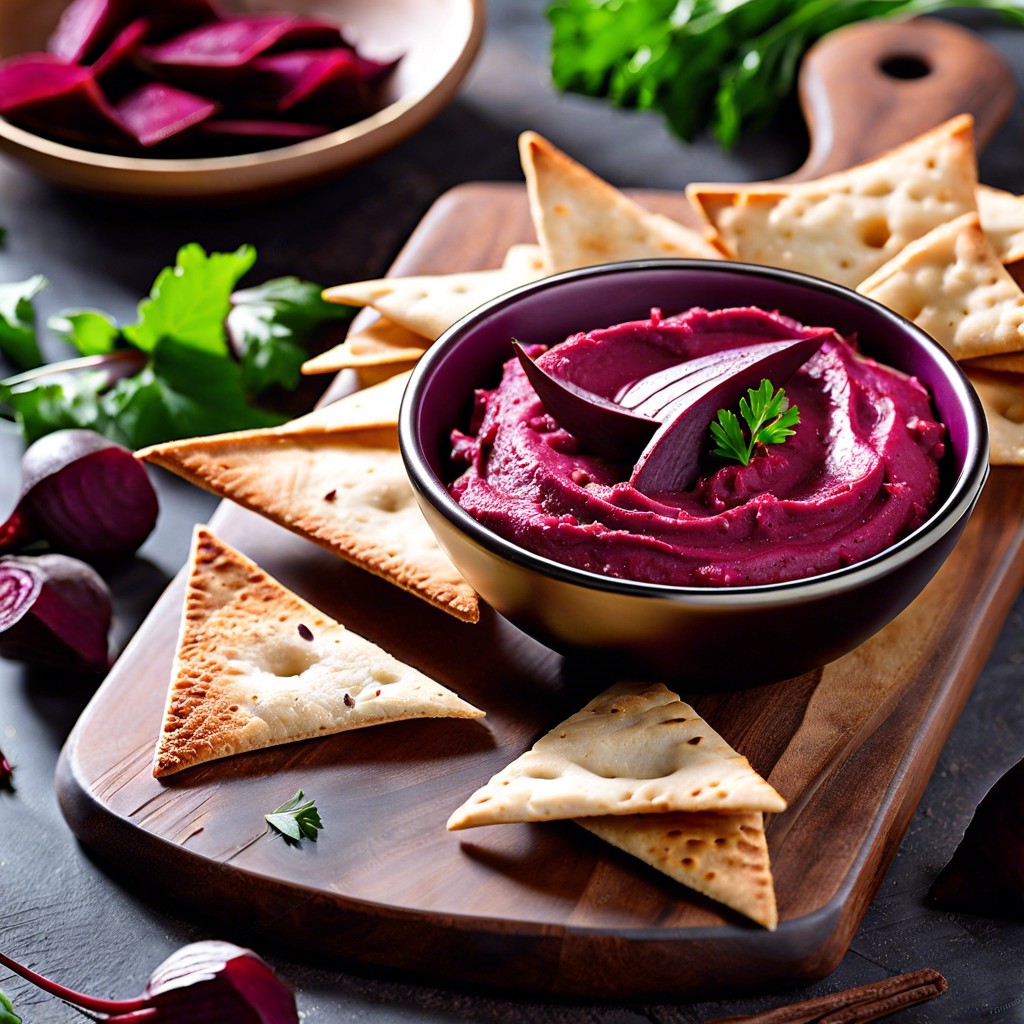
[57,19,1024,999]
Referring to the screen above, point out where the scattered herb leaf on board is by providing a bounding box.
[0,988,20,1024]
[266,790,324,843]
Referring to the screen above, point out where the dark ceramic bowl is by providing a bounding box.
[399,261,989,684]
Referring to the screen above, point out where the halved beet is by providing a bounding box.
[91,16,150,78]
[47,0,139,64]
[0,553,111,672]
[113,81,219,146]
[139,15,341,69]
[629,335,828,496]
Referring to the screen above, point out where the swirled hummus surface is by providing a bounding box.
[449,307,946,587]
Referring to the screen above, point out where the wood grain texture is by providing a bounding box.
[56,19,1024,1000]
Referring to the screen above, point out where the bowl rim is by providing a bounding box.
[399,258,991,606]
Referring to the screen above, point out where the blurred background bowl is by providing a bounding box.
[400,260,990,686]
[0,0,484,201]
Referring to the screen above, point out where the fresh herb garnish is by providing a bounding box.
[265,790,323,843]
[0,245,351,448]
[710,379,800,465]
[0,276,46,371]
[547,0,1024,148]
[0,988,21,1024]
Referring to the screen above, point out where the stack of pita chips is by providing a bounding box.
[137,371,479,623]
[154,527,483,777]
[447,682,787,929]
[307,117,1024,466]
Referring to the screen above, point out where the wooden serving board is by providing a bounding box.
[58,19,1024,1000]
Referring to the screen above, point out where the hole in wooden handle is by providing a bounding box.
[878,54,932,79]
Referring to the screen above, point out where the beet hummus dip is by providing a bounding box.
[449,306,947,587]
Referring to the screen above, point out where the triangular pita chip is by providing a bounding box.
[447,682,785,829]
[964,352,1024,374]
[154,528,483,776]
[322,265,542,341]
[686,115,978,288]
[579,810,778,929]
[964,368,1024,465]
[302,317,431,375]
[502,242,548,275]
[977,184,1024,265]
[520,131,724,273]
[137,378,479,623]
[858,212,1024,361]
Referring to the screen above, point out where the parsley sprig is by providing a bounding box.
[710,379,800,466]
[265,790,324,844]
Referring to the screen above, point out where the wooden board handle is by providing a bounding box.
[792,16,1015,181]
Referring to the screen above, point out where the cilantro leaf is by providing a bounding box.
[0,275,46,371]
[265,790,323,843]
[48,309,120,356]
[123,243,256,354]
[227,276,353,395]
[0,988,21,1024]
[710,379,800,465]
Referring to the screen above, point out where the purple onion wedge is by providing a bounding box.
[0,429,158,563]
[0,553,111,672]
[0,940,299,1022]
[629,333,829,495]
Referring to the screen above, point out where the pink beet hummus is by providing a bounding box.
[449,307,947,587]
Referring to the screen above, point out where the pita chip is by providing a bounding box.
[977,184,1024,266]
[301,317,431,376]
[964,352,1024,375]
[580,811,778,929]
[137,377,479,623]
[322,265,542,342]
[964,368,1024,465]
[519,131,724,273]
[686,115,978,289]
[447,682,785,829]
[858,212,1024,361]
[154,528,483,776]
[502,242,548,275]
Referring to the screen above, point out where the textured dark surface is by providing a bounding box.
[1,2,1023,1021]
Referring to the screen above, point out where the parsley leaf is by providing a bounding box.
[265,790,324,843]
[124,243,256,354]
[710,379,800,465]
[0,275,46,371]
[227,276,353,395]
[48,309,120,356]
[0,988,20,1024]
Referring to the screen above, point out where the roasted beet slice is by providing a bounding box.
[139,15,341,68]
[196,117,331,152]
[113,82,219,146]
[47,0,139,63]
[91,16,150,78]
[251,48,368,117]
[142,0,222,37]
[0,55,124,146]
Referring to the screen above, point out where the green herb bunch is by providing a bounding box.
[0,244,351,449]
[547,0,1024,148]
[711,379,800,464]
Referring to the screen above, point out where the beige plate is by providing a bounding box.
[0,0,485,201]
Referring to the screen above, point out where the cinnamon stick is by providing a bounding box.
[704,969,947,1024]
